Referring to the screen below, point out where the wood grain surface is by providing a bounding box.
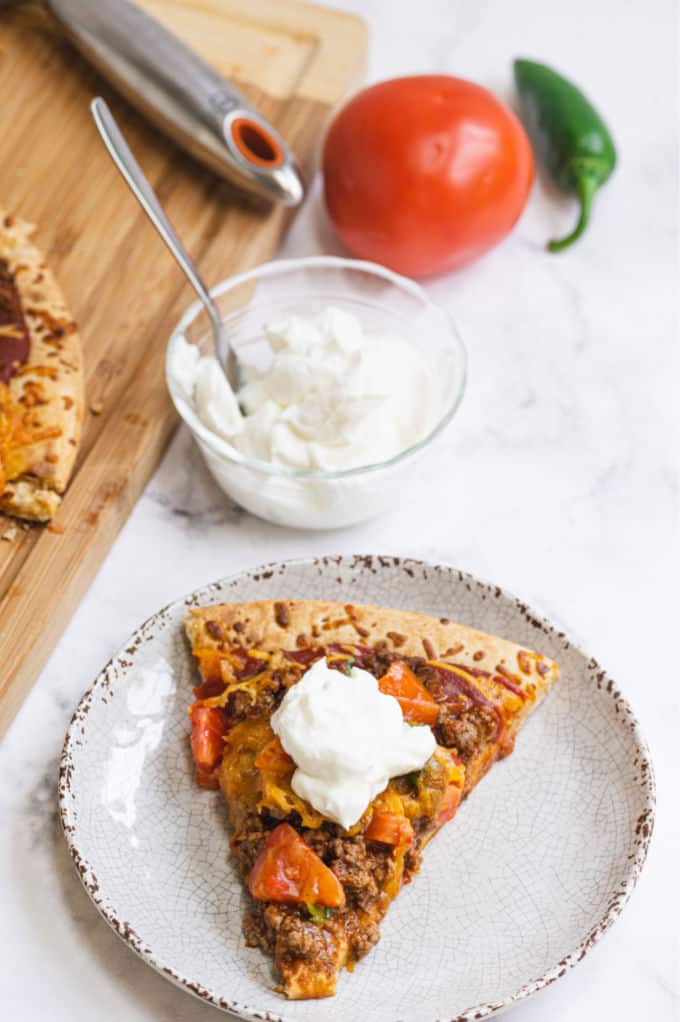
[0,0,366,736]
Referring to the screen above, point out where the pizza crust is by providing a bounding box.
[0,477,61,520]
[0,208,84,520]
[185,598,558,693]
[186,598,558,795]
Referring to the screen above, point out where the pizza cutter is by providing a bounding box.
[18,0,305,207]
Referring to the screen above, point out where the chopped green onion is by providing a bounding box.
[344,657,355,676]
[307,903,332,924]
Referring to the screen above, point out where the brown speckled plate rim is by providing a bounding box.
[58,555,656,1022]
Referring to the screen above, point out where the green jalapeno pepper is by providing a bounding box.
[514,59,616,252]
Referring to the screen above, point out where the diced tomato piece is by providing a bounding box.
[438,784,462,825]
[379,661,439,726]
[248,823,346,908]
[365,811,414,847]
[195,770,220,790]
[254,736,295,776]
[189,704,228,774]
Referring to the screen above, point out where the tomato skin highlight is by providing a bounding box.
[322,75,534,278]
[378,661,439,726]
[365,811,414,847]
[248,823,346,908]
[189,704,228,774]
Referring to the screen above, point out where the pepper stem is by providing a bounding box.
[547,174,599,253]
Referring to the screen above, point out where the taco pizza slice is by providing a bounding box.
[184,599,558,999]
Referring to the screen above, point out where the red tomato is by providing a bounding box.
[379,661,439,726]
[322,75,534,277]
[248,823,346,908]
[365,811,414,847]
[189,704,228,774]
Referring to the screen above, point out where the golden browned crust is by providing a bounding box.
[282,943,349,1000]
[0,209,83,520]
[186,598,558,796]
[186,599,557,693]
[0,477,61,520]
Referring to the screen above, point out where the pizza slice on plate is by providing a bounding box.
[0,208,83,521]
[185,599,558,999]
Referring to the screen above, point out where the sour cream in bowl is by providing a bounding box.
[166,257,466,529]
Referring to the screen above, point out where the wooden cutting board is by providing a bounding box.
[0,0,366,737]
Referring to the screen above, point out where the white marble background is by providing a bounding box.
[1,0,677,1019]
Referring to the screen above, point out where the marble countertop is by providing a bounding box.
[1,0,677,1019]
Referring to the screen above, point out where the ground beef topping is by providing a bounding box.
[436,703,498,760]
[301,829,391,911]
[231,812,268,876]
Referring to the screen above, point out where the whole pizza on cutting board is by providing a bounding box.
[0,208,83,521]
[185,598,559,999]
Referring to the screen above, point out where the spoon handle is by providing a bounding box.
[91,97,222,334]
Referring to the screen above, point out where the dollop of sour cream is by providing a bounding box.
[270,657,436,830]
[168,306,434,472]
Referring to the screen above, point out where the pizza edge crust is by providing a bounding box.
[0,477,61,521]
[187,600,558,794]
[0,209,84,520]
[185,598,558,689]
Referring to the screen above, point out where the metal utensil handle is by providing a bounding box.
[91,98,222,335]
[49,0,244,132]
[47,0,303,205]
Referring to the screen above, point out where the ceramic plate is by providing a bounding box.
[59,556,654,1022]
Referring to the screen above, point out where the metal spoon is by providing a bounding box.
[91,96,239,388]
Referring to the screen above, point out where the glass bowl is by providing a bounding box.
[165,256,466,529]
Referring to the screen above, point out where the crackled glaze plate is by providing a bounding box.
[59,557,654,1022]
